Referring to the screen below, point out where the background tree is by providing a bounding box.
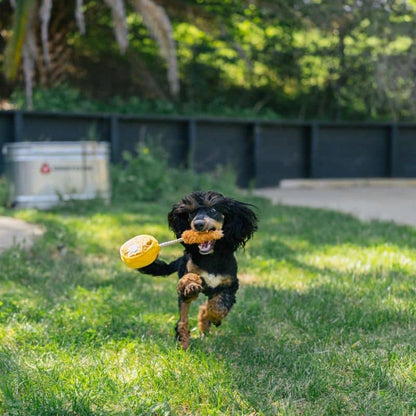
[1,0,415,120]
[298,0,416,119]
[3,0,179,109]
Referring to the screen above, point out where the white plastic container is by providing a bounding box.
[3,141,110,208]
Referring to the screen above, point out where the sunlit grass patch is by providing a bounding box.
[304,243,415,275]
[1,198,416,415]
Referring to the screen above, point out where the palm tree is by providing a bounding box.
[4,0,179,109]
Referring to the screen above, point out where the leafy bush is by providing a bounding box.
[168,165,238,198]
[111,143,238,203]
[10,86,280,119]
[112,144,172,202]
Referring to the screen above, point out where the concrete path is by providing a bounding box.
[254,179,416,228]
[0,216,45,253]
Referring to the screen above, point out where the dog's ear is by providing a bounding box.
[168,204,190,237]
[222,199,258,249]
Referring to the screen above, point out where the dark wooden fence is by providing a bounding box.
[1,110,415,188]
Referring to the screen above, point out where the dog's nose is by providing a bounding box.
[193,220,206,231]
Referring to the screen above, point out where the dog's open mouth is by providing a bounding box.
[198,240,215,255]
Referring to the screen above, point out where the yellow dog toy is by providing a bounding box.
[120,229,223,269]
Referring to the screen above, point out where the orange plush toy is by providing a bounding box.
[120,230,223,269]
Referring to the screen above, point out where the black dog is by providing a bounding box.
[139,191,257,349]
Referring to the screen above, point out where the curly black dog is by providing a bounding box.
[139,191,257,350]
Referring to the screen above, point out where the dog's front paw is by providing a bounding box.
[178,273,203,301]
[184,282,202,297]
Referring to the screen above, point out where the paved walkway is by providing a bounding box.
[254,179,416,228]
[0,216,45,253]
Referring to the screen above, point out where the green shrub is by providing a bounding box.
[111,144,239,203]
[10,86,281,119]
[111,143,173,202]
[168,165,238,197]
[10,87,181,115]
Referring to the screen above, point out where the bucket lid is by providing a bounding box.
[3,141,109,157]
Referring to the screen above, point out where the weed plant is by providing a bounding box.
[0,183,415,414]
[111,143,238,203]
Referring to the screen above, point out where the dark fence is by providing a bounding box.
[1,110,415,188]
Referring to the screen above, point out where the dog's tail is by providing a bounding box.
[137,258,181,277]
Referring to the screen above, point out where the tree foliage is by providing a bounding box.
[2,0,179,108]
[0,0,415,120]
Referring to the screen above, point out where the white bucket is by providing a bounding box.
[3,141,111,208]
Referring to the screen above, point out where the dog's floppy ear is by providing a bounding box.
[222,199,258,249]
[168,203,190,237]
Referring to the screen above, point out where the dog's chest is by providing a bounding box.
[201,272,226,288]
[186,259,232,288]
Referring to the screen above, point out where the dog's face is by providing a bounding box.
[168,191,257,254]
[189,206,224,255]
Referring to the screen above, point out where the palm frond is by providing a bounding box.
[75,0,85,34]
[4,0,36,80]
[22,23,37,109]
[39,0,52,66]
[133,0,179,97]
[104,0,128,53]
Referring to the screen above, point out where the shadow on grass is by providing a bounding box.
[1,199,416,414]
[191,275,416,414]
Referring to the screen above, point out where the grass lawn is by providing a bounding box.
[0,195,415,415]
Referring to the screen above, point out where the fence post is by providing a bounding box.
[187,119,197,170]
[13,111,24,142]
[388,124,397,177]
[309,122,319,178]
[109,115,120,164]
[252,122,261,187]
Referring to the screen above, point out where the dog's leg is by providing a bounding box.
[176,273,203,350]
[176,300,191,350]
[177,272,203,301]
[198,291,235,337]
[197,302,212,336]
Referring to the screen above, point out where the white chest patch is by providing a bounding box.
[186,259,232,288]
[201,273,226,288]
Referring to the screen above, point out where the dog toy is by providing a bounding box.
[120,229,223,269]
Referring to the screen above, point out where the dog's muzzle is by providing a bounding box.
[191,216,223,255]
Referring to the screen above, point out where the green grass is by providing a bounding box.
[0,196,415,415]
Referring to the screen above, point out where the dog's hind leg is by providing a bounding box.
[198,290,236,337]
[176,273,203,350]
